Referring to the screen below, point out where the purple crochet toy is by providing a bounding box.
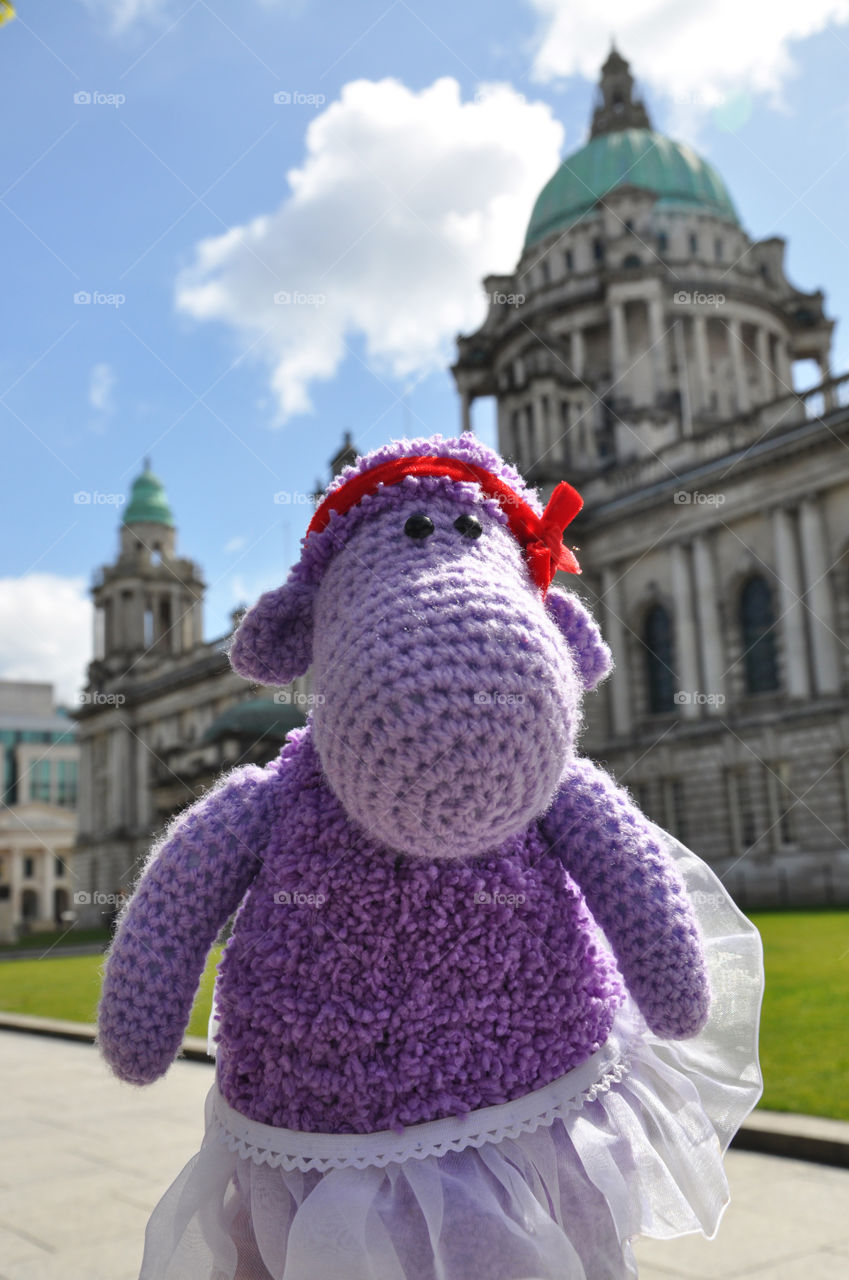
[98,434,763,1280]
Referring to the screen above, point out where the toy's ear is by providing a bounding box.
[228,578,315,685]
[545,586,613,691]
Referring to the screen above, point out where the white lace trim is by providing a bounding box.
[209,1033,633,1173]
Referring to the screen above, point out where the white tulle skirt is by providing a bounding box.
[139,828,764,1280]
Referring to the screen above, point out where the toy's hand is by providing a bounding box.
[97,761,278,1084]
[542,759,710,1039]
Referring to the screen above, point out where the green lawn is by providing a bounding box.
[0,927,113,953]
[0,946,222,1040]
[749,910,849,1120]
[0,914,847,1120]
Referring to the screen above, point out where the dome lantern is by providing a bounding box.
[590,45,652,138]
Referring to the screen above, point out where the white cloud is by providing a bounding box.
[88,362,116,414]
[175,77,564,421]
[0,576,93,707]
[528,0,849,108]
[81,0,303,33]
[223,535,247,554]
[80,0,171,33]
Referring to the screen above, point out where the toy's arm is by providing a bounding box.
[542,757,710,1038]
[97,760,280,1084]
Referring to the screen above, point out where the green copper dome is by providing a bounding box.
[525,127,740,250]
[123,462,175,527]
[202,698,305,743]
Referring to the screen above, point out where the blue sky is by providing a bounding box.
[2,0,849,703]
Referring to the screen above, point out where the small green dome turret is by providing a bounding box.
[123,459,175,527]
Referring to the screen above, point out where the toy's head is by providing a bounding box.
[230,435,611,859]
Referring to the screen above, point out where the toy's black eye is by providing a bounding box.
[454,513,482,540]
[404,513,434,540]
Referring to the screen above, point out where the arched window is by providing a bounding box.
[740,576,779,693]
[643,604,676,713]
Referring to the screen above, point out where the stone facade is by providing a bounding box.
[454,52,849,906]
[72,469,311,927]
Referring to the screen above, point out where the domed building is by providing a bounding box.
[454,50,849,905]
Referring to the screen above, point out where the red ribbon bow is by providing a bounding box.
[307,456,583,593]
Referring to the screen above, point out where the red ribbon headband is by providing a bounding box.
[306,455,583,592]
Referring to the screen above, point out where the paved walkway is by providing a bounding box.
[2,1031,849,1280]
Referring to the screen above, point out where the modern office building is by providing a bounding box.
[0,680,78,940]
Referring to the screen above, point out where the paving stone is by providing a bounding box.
[4,1030,849,1280]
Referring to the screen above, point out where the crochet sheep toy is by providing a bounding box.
[98,434,763,1280]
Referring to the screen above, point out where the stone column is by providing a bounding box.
[725,769,744,856]
[692,533,725,708]
[192,598,204,648]
[534,390,551,463]
[771,506,811,698]
[670,542,700,718]
[600,565,630,737]
[727,316,750,414]
[524,400,538,468]
[755,326,774,402]
[647,295,668,397]
[798,496,841,694]
[570,328,585,381]
[673,318,693,436]
[610,301,628,390]
[776,337,793,395]
[136,728,150,834]
[128,588,145,654]
[170,586,182,655]
[692,312,711,415]
[43,853,56,925]
[113,590,128,653]
[820,354,835,411]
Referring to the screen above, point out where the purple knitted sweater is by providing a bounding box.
[98,433,710,1134]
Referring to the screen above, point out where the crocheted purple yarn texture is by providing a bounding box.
[98,433,710,1134]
